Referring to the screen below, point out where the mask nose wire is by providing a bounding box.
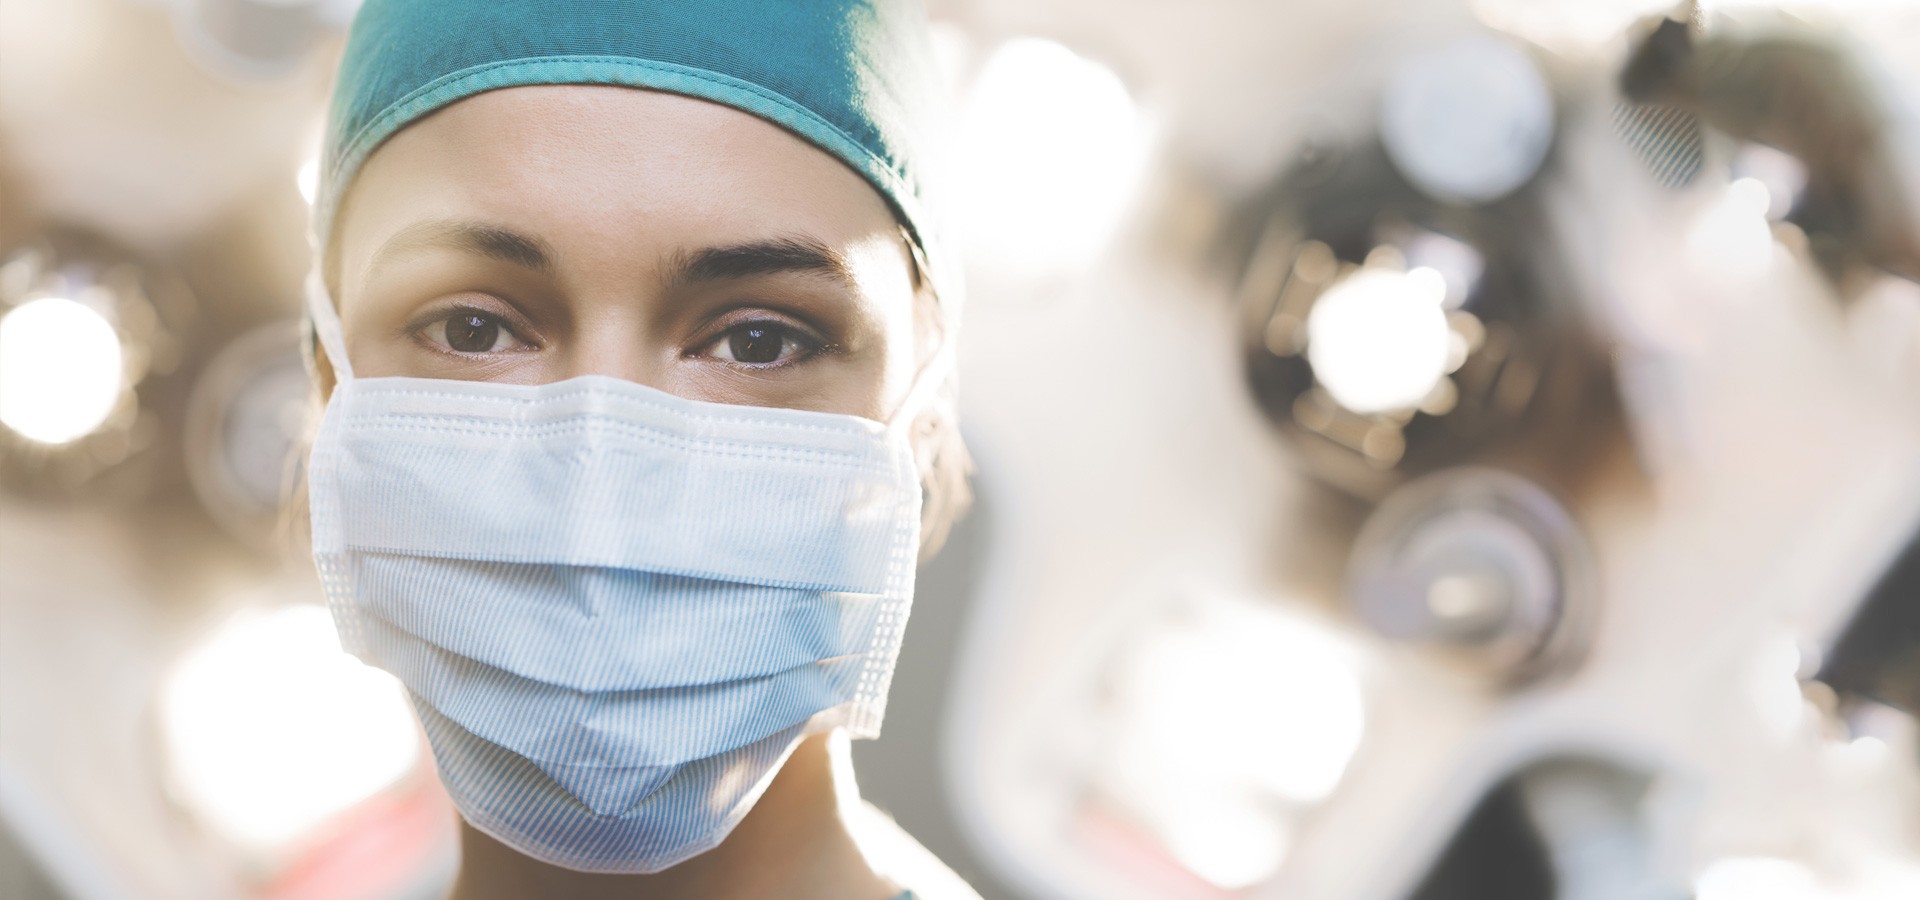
[304,268,356,383]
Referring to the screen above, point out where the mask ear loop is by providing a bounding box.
[304,267,355,383]
[885,338,955,438]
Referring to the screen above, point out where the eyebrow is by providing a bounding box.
[367,220,556,283]
[666,236,857,290]
[365,220,857,293]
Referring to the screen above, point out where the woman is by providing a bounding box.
[300,1,972,897]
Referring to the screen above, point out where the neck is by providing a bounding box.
[446,730,898,900]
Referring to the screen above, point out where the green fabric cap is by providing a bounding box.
[315,0,953,299]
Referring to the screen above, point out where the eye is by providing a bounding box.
[701,321,820,366]
[420,309,530,354]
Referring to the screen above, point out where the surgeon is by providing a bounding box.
[299,1,972,897]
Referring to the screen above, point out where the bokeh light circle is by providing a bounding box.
[0,296,125,445]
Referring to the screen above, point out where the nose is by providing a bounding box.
[555,306,666,388]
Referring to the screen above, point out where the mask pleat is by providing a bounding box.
[356,611,862,768]
[318,377,915,594]
[307,374,922,873]
[344,552,884,690]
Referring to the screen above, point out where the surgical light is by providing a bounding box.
[1237,116,1594,498]
[1306,266,1452,415]
[956,37,1151,280]
[0,296,124,445]
[159,603,419,851]
[184,322,315,550]
[1348,468,1592,680]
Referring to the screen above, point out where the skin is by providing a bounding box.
[319,84,935,900]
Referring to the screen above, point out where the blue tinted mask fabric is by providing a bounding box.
[304,280,933,871]
[313,0,956,306]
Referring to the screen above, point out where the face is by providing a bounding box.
[324,84,927,422]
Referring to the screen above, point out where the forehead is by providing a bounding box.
[333,84,902,272]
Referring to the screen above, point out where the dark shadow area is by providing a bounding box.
[1819,520,1920,718]
[0,814,68,900]
[1407,781,1557,900]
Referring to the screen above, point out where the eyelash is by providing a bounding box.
[408,302,835,368]
[692,315,832,369]
[410,302,536,357]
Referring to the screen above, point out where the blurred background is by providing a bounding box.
[2,0,1919,898]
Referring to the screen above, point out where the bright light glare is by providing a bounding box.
[1697,854,1920,900]
[1687,178,1776,283]
[160,604,418,849]
[1308,267,1452,414]
[297,157,320,206]
[1750,636,1807,739]
[1109,603,1365,888]
[1849,858,1920,900]
[0,297,124,444]
[926,21,970,95]
[1695,857,1823,900]
[1733,144,1806,221]
[1403,231,1484,308]
[1470,0,1673,52]
[1847,274,1920,384]
[1833,735,1891,776]
[1159,795,1292,891]
[957,37,1150,277]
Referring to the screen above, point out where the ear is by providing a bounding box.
[911,375,972,564]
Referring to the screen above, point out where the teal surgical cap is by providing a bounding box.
[314,0,953,300]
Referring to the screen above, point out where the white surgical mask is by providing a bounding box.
[302,272,941,872]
